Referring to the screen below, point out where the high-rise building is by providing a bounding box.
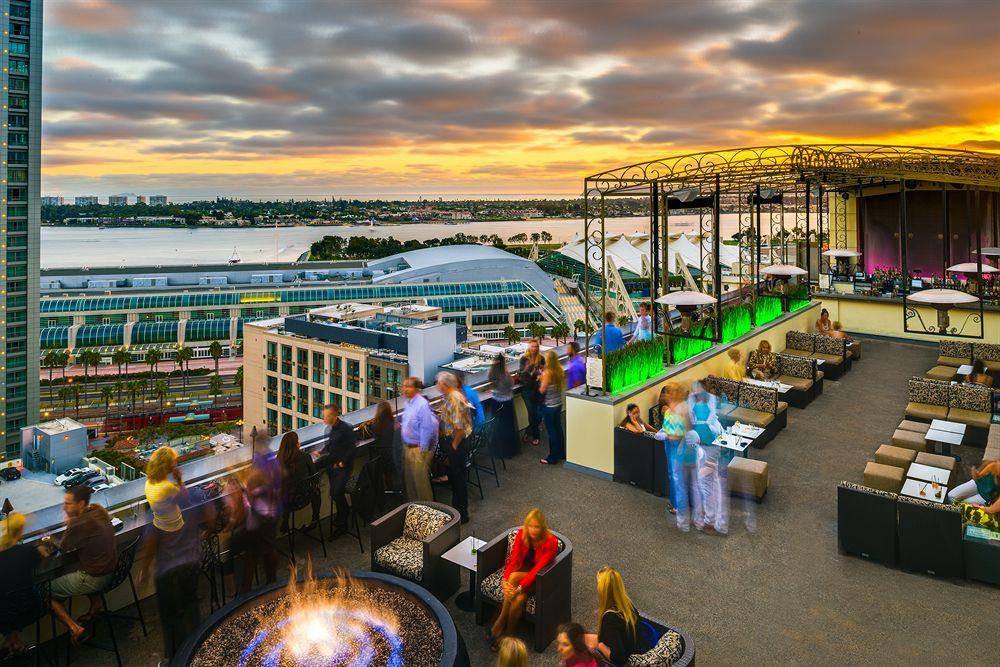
[4,0,41,458]
[108,195,128,206]
[41,196,63,206]
[149,195,167,206]
[74,196,98,206]
[136,195,147,205]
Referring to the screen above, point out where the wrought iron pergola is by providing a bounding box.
[582,144,1000,392]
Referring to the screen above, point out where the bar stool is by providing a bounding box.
[282,470,327,562]
[67,535,146,667]
[4,578,58,667]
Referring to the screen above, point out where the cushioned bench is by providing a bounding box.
[937,339,972,368]
[925,365,957,381]
[775,352,819,408]
[971,341,1000,366]
[875,444,917,469]
[890,428,927,453]
[985,425,1000,463]
[810,335,849,379]
[946,383,993,439]
[727,457,768,502]
[863,461,905,493]
[703,376,787,447]
[898,419,930,435]
[904,377,950,422]
[837,481,898,566]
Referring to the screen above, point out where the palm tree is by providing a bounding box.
[111,347,132,378]
[527,322,546,340]
[154,380,169,417]
[146,348,163,380]
[100,385,114,425]
[540,231,553,243]
[175,346,194,394]
[234,365,244,392]
[57,386,72,417]
[209,374,224,405]
[208,340,224,375]
[502,325,521,345]
[42,350,63,404]
[78,350,101,401]
[127,379,143,413]
[112,379,125,408]
[69,385,81,419]
[551,322,570,344]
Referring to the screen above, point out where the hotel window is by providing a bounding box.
[8,60,28,75]
[328,392,342,409]
[8,77,27,92]
[281,379,292,409]
[266,341,277,371]
[266,409,277,436]
[369,385,381,399]
[281,413,292,432]
[312,388,324,418]
[7,188,25,202]
[346,360,360,393]
[9,22,28,37]
[266,376,277,405]
[296,348,308,380]
[281,345,292,375]
[297,418,309,429]
[367,364,381,382]
[312,352,324,383]
[329,356,342,388]
[346,397,360,412]
[297,384,308,414]
[8,114,27,128]
[8,41,27,55]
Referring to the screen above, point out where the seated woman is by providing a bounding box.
[620,403,656,434]
[0,513,56,659]
[815,308,833,336]
[723,347,746,380]
[489,509,560,650]
[966,359,993,387]
[277,431,320,533]
[647,387,668,430]
[947,460,1000,515]
[746,340,778,380]
[584,567,651,666]
[557,622,598,667]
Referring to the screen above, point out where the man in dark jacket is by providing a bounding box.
[322,403,356,537]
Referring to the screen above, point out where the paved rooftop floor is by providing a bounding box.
[24,336,1000,666]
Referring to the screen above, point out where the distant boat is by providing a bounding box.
[228,247,241,264]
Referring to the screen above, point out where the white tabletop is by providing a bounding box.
[713,433,752,453]
[731,423,765,439]
[925,428,964,446]
[744,378,792,394]
[815,359,825,366]
[956,364,973,376]
[906,462,950,484]
[441,536,487,572]
[929,419,966,434]
[900,478,946,503]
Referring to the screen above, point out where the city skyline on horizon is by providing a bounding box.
[42,0,1000,197]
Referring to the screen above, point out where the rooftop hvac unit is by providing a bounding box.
[251,273,284,284]
[131,276,168,288]
[86,279,118,289]
[199,276,229,285]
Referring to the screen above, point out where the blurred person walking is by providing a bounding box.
[489,355,520,458]
[436,372,473,523]
[517,339,545,447]
[400,377,437,501]
[538,350,566,465]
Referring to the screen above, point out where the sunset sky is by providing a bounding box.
[42,0,1000,198]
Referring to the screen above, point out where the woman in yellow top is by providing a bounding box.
[722,348,745,380]
[144,446,186,532]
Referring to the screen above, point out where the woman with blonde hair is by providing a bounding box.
[585,567,650,665]
[145,446,185,532]
[495,636,528,667]
[489,508,560,649]
[538,349,566,465]
[655,382,690,524]
[0,512,55,658]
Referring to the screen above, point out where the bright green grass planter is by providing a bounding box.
[604,338,666,393]
[755,295,783,325]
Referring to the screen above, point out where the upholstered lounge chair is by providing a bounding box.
[946,383,992,444]
[370,501,461,598]
[728,382,787,447]
[937,339,972,368]
[896,495,963,578]
[476,527,573,652]
[837,481,898,566]
[809,334,848,379]
[775,353,818,408]
[904,377,950,422]
[599,613,695,667]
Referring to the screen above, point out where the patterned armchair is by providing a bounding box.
[811,334,849,379]
[776,353,819,408]
[370,501,461,598]
[970,341,999,364]
[476,527,573,651]
[904,377,950,422]
[896,495,963,578]
[725,382,787,446]
[938,339,973,367]
[837,481,899,566]
[623,614,696,667]
[784,330,814,356]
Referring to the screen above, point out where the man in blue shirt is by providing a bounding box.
[592,311,625,354]
[458,375,485,428]
[399,377,438,501]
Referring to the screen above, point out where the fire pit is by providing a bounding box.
[174,570,465,667]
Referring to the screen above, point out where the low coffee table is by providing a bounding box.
[906,462,950,485]
[713,432,753,458]
[442,535,486,612]
[900,478,947,503]
[925,419,966,459]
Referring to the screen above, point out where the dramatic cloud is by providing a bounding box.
[41,0,1000,197]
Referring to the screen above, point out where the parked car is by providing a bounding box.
[60,470,101,487]
[54,468,91,486]
[84,476,109,489]
[0,468,21,481]
[90,483,111,492]
[111,517,124,532]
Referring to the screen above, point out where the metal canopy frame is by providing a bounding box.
[583,144,1000,391]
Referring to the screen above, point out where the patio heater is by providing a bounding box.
[821,248,862,279]
[654,290,718,337]
[906,288,980,333]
